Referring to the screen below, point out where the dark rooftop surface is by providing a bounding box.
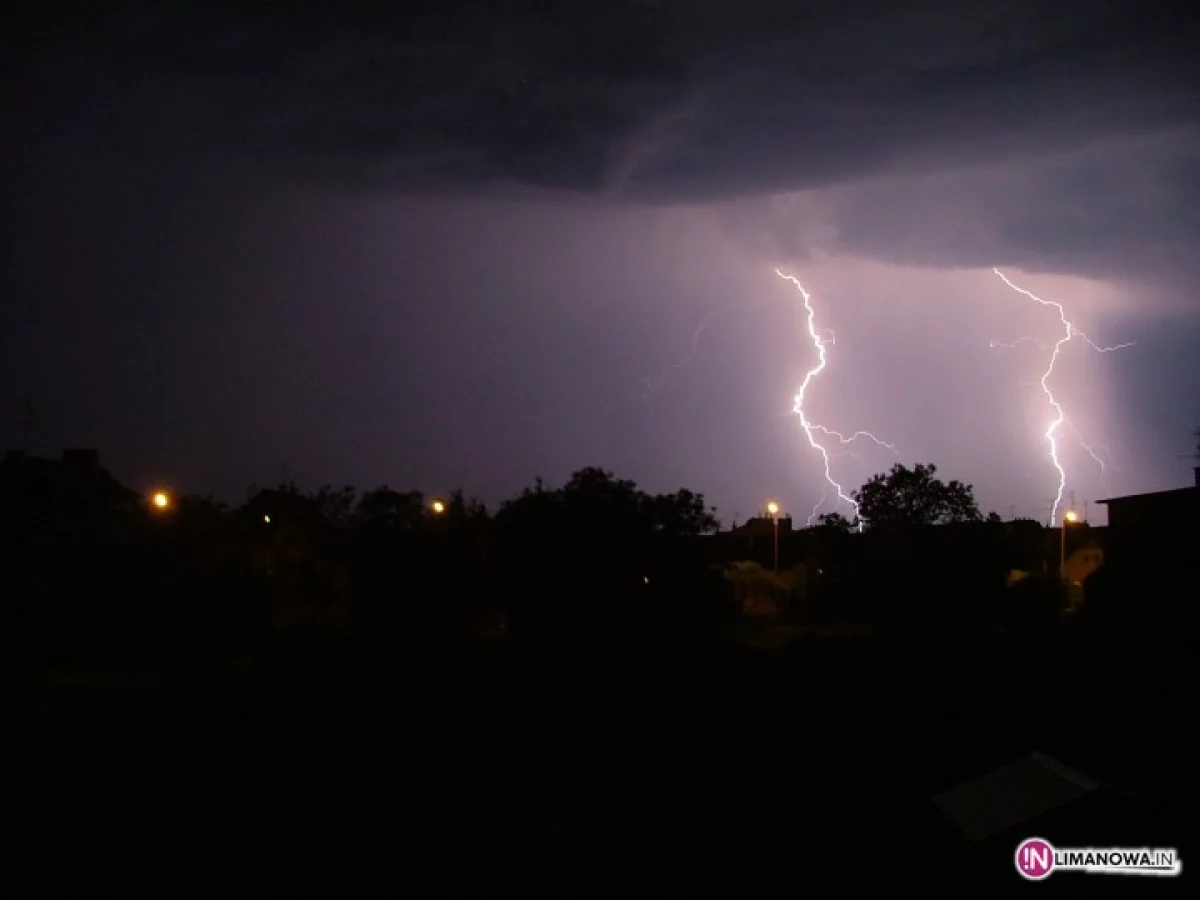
[1098,485,1198,504]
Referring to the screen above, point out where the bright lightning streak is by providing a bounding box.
[991,333,1133,354]
[775,269,896,529]
[992,268,1132,525]
[1073,333,1136,354]
[811,424,900,456]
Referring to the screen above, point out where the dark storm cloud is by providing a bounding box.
[720,126,1200,295]
[3,1,687,193]
[4,1,1196,200]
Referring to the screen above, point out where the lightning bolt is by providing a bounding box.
[991,333,1133,354]
[992,268,1133,525]
[811,424,899,455]
[1067,421,1119,496]
[775,269,897,529]
[641,305,732,417]
[1078,441,1117,472]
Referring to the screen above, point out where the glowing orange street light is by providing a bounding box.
[766,501,781,571]
[1060,509,1079,578]
[431,499,446,515]
[151,490,171,511]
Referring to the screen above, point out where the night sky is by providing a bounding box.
[3,1,1198,525]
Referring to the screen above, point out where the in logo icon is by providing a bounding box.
[1016,837,1055,880]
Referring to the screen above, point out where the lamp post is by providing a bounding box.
[766,501,780,572]
[1059,509,1078,579]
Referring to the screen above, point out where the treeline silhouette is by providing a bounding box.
[5,466,726,670]
[4,458,1146,676]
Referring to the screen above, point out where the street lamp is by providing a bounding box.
[1060,509,1078,578]
[766,501,780,572]
[430,498,446,515]
[151,490,171,511]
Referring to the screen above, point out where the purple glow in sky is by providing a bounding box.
[2,2,1197,525]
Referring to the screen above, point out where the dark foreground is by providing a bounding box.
[6,634,1190,896]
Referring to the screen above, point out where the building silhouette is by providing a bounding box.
[0,447,142,542]
[1090,465,1200,632]
[1097,465,1200,530]
[727,514,793,538]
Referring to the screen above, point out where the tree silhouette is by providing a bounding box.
[815,511,856,532]
[643,487,719,537]
[308,484,357,528]
[494,467,719,631]
[853,462,982,529]
[353,486,426,532]
[724,561,786,614]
